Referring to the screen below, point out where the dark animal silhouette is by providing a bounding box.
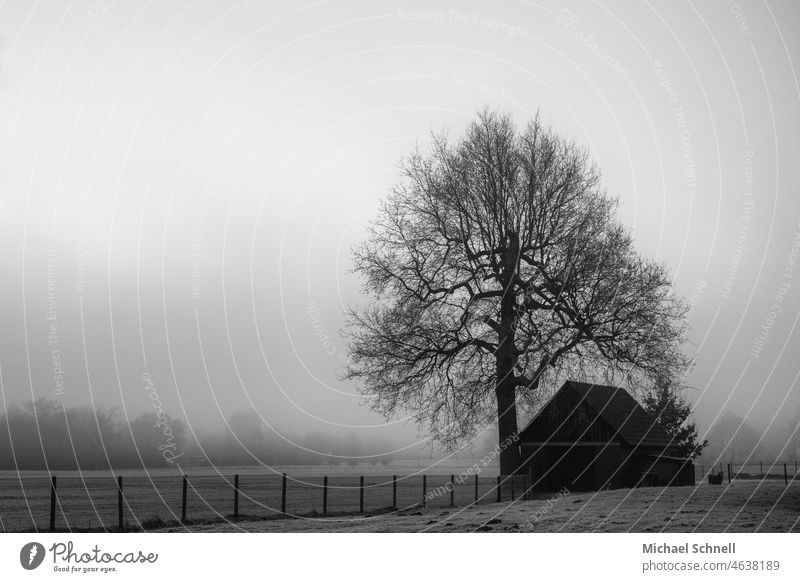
[708,471,723,485]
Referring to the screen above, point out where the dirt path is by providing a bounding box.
[158,481,800,533]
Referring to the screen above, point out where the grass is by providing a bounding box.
[4,467,795,533]
[0,469,516,532]
[155,481,800,533]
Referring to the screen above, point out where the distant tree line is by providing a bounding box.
[0,399,399,470]
[0,399,188,470]
[202,410,398,467]
[700,410,800,465]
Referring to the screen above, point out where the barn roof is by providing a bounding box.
[520,380,674,449]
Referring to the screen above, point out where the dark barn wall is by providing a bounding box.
[664,459,695,486]
[551,447,597,491]
[630,455,695,487]
[522,396,614,445]
[518,383,695,492]
[523,444,628,491]
[677,461,695,485]
[591,444,627,489]
[522,444,694,491]
[520,445,551,490]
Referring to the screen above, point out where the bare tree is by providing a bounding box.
[344,110,688,474]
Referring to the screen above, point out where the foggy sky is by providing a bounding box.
[1,0,799,454]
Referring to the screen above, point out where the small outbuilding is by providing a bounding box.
[518,380,695,491]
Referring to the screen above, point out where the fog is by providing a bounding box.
[0,399,501,470]
[1,1,799,462]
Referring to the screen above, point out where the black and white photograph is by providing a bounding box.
[0,0,799,579]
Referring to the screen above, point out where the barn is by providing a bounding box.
[518,380,695,491]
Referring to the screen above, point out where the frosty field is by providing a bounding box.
[158,481,800,533]
[0,463,509,532]
[2,463,797,533]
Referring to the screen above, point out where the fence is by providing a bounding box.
[0,472,532,533]
[697,461,799,484]
[4,462,796,532]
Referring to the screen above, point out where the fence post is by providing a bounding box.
[474,474,478,502]
[511,479,515,502]
[49,476,57,532]
[281,473,287,514]
[359,476,364,513]
[727,463,731,484]
[523,474,529,501]
[392,475,397,508]
[422,475,427,508]
[181,475,188,523]
[496,475,501,503]
[233,474,239,518]
[117,476,124,531]
[450,475,455,507]
[323,476,328,516]
[760,461,763,478]
[785,464,788,486]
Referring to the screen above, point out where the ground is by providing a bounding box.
[156,481,800,533]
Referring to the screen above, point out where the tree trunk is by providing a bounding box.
[495,381,521,476]
[495,230,522,476]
